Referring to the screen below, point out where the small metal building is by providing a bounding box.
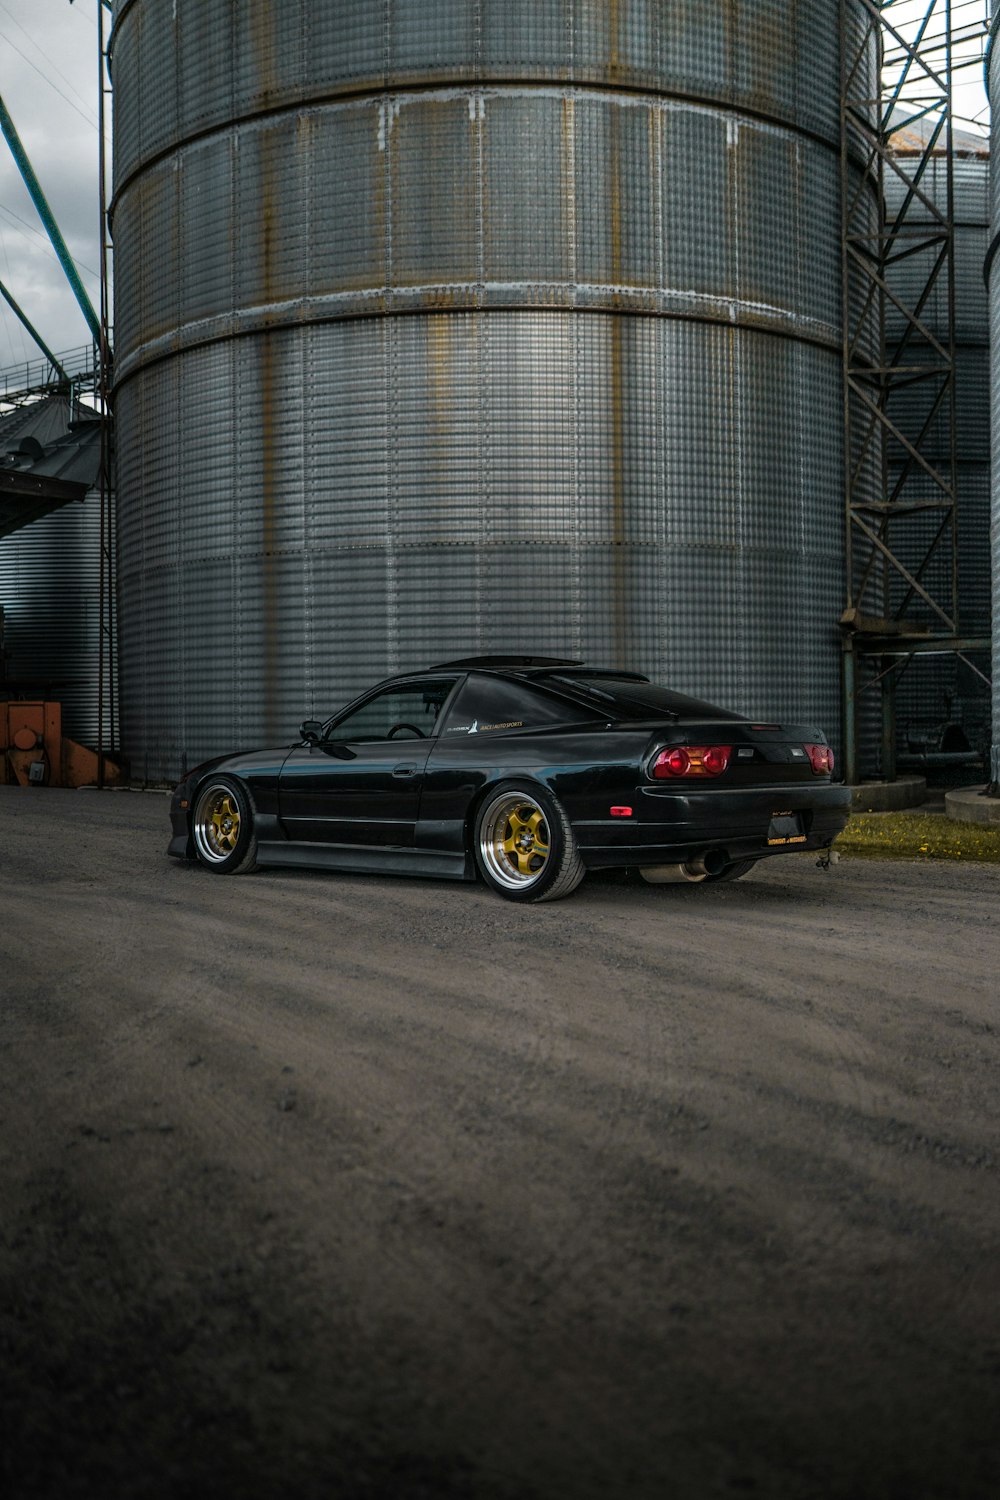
[0,395,107,745]
[110,0,877,782]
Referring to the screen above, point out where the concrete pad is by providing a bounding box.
[850,775,926,812]
[945,785,1000,826]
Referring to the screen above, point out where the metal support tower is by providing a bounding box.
[839,0,990,785]
[96,0,117,781]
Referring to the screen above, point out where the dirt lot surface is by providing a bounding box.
[1,785,998,1500]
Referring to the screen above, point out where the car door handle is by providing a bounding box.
[392,763,418,778]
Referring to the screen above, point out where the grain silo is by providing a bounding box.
[109,0,877,783]
[885,139,992,770]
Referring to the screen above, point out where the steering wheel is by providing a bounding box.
[387,722,426,739]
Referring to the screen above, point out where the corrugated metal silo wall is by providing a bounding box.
[0,486,114,747]
[110,0,877,783]
[885,152,991,757]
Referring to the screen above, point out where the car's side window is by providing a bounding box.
[439,675,594,737]
[327,680,457,742]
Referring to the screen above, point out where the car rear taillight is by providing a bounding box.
[656,748,690,777]
[652,745,732,779]
[805,743,834,775]
[701,745,731,776]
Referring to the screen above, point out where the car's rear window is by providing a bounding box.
[439,674,599,736]
[547,674,745,721]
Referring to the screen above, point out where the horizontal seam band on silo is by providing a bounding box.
[108,79,855,214]
[123,540,845,570]
[110,301,843,397]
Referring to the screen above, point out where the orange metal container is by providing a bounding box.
[1,700,120,787]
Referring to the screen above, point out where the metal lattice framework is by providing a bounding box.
[96,0,116,777]
[840,0,991,783]
[0,342,101,407]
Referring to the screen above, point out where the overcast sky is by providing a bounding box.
[0,1,992,379]
[0,0,105,373]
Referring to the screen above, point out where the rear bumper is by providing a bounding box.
[573,782,851,869]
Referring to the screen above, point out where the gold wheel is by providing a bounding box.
[478,791,552,891]
[193,782,244,866]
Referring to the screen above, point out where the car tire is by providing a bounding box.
[191,777,258,874]
[702,858,758,883]
[474,782,585,902]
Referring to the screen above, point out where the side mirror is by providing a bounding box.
[300,719,323,745]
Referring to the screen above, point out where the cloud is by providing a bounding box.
[0,0,104,367]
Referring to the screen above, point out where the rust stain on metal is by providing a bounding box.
[609,98,626,664]
[428,317,451,403]
[610,315,627,667]
[560,95,575,281]
[389,98,402,306]
[610,107,623,304]
[390,97,475,290]
[134,168,182,346]
[560,95,574,183]
[751,1,791,118]
[428,315,452,504]
[253,9,279,739]
[375,102,388,313]
[259,300,278,735]
[478,94,491,286]
[647,107,659,290]
[250,0,277,108]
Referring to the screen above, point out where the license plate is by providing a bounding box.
[768,812,806,846]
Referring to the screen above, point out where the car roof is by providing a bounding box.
[367,660,735,722]
[425,655,651,683]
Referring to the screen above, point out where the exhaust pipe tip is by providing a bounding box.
[689,846,728,876]
[640,848,729,884]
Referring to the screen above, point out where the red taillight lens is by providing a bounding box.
[701,745,731,776]
[805,743,834,775]
[656,747,690,777]
[652,745,732,779]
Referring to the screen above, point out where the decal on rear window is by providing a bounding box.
[439,676,591,736]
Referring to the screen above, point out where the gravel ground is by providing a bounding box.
[1,785,998,1500]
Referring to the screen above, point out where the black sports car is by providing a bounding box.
[168,656,850,902]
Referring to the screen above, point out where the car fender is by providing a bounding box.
[416,730,649,859]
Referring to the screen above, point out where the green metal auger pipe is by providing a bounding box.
[0,277,68,379]
[0,92,103,348]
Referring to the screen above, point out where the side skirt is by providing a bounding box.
[256,841,472,881]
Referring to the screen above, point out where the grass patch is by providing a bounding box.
[836,812,1000,863]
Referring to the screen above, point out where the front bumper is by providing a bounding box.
[573,782,851,869]
[167,787,194,859]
